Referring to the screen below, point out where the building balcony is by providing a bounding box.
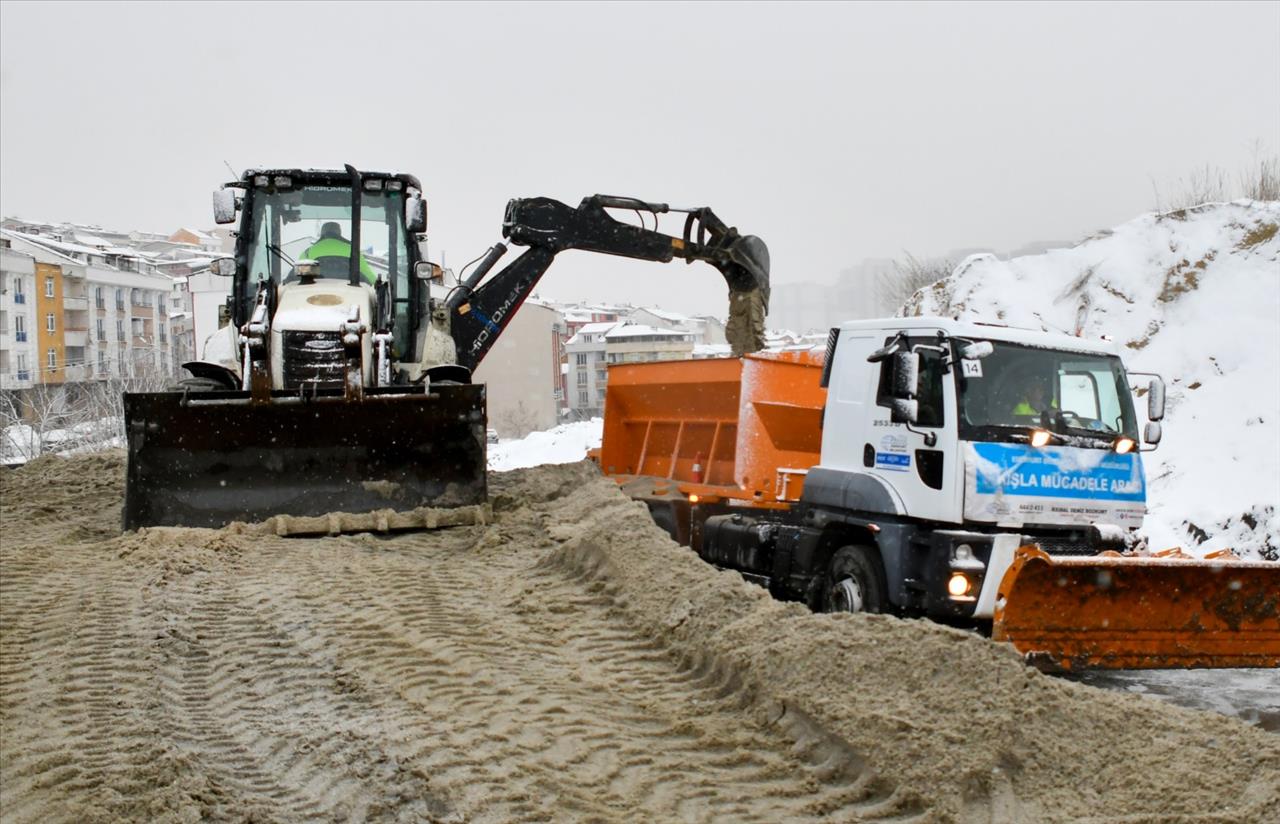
[62,365,91,382]
[63,296,90,311]
[64,329,89,347]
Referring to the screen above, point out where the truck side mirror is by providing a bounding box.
[890,398,919,425]
[405,192,427,233]
[961,340,994,359]
[891,350,919,399]
[1144,421,1162,445]
[213,189,238,225]
[415,261,444,282]
[209,257,236,277]
[1147,377,1165,421]
[888,351,920,424]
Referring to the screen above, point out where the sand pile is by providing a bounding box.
[1,454,1277,823]
[506,461,1280,822]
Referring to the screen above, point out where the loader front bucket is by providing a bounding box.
[993,545,1280,671]
[123,385,488,532]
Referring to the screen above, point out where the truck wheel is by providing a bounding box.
[647,502,680,543]
[823,545,886,614]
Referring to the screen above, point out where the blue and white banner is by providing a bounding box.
[963,442,1146,528]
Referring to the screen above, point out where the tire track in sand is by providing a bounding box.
[249,518,923,822]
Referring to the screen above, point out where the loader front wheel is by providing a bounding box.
[822,545,886,614]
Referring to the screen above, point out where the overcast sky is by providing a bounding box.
[2,1,1277,316]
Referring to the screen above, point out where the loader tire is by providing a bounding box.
[822,545,887,614]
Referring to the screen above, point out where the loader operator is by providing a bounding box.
[300,221,376,284]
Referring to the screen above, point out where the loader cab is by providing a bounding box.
[221,168,427,360]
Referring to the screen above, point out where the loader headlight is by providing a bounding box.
[1114,437,1135,454]
[947,573,972,597]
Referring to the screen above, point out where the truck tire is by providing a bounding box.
[647,502,680,543]
[822,545,887,614]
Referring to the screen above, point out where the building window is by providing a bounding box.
[118,350,127,375]
[95,286,105,309]
[98,350,107,374]
[159,326,167,343]
[14,314,26,342]
[46,313,55,333]
[575,353,587,365]
[578,390,589,406]
[97,319,106,341]
[595,351,605,362]
[45,277,55,298]
[14,277,25,304]
[158,296,166,313]
[596,370,606,382]
[16,353,28,381]
[115,289,124,310]
[47,348,57,370]
[116,319,124,341]
[131,318,144,337]
[577,371,588,386]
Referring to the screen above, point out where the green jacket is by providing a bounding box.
[302,237,376,283]
[1013,398,1057,416]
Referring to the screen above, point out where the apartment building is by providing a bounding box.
[0,240,37,390]
[564,321,614,416]
[473,300,566,438]
[628,307,727,346]
[0,229,183,392]
[564,320,696,417]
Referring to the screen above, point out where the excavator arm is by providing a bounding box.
[448,195,770,372]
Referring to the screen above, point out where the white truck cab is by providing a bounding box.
[802,317,1165,618]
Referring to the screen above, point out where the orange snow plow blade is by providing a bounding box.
[993,545,1280,671]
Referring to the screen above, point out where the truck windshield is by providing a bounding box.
[956,341,1138,445]
[245,185,409,286]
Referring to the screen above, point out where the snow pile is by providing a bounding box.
[904,200,1280,559]
[488,418,603,472]
[2,418,124,465]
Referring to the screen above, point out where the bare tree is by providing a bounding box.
[1240,151,1280,202]
[0,383,72,461]
[1152,150,1280,211]
[877,253,955,314]
[493,400,542,439]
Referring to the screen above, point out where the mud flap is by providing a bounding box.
[993,545,1280,671]
[123,385,487,530]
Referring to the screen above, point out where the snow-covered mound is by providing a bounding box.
[904,200,1279,560]
[487,419,603,472]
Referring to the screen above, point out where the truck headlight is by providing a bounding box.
[947,573,972,597]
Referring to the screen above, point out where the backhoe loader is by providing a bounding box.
[122,166,768,532]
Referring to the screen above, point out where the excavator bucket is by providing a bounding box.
[993,545,1280,671]
[122,384,488,533]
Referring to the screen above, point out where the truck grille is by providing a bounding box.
[282,331,345,390]
[1035,535,1098,556]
